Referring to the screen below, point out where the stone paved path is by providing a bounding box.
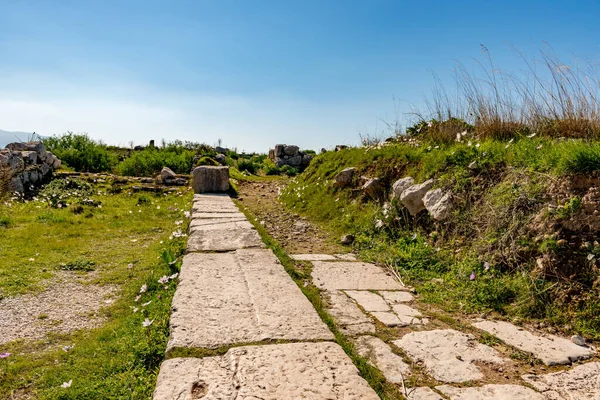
[154,193,599,399]
[153,195,378,399]
[290,252,600,399]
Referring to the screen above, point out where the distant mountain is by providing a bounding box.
[0,130,46,149]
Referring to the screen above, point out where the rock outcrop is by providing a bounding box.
[391,177,415,200]
[0,141,61,193]
[334,167,356,188]
[400,179,434,215]
[423,188,452,221]
[268,144,312,169]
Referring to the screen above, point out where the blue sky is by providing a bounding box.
[1,0,599,152]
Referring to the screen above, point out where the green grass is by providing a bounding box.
[0,181,192,399]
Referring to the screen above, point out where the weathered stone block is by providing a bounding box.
[191,166,229,193]
[400,179,434,215]
[391,177,414,200]
[335,167,356,188]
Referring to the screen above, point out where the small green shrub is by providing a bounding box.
[137,195,151,205]
[237,159,259,174]
[197,156,219,166]
[44,133,118,172]
[40,179,94,208]
[563,144,600,173]
[280,165,299,176]
[0,215,12,228]
[59,260,95,272]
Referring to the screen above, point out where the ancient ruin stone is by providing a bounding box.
[401,179,434,215]
[325,290,375,335]
[394,329,506,383]
[283,145,300,156]
[522,361,600,399]
[191,166,229,193]
[214,154,226,164]
[335,167,356,188]
[160,167,177,180]
[423,188,452,221]
[362,178,383,200]
[215,146,229,154]
[379,290,414,303]
[355,336,410,384]
[187,227,264,252]
[345,290,390,312]
[436,384,544,399]
[473,320,594,365]
[167,250,333,351]
[291,254,338,261]
[391,304,428,326]
[341,234,355,245]
[1,142,61,193]
[391,177,414,200]
[371,312,402,327]
[406,387,443,399]
[154,342,380,400]
[311,261,404,291]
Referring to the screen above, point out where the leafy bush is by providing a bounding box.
[280,165,299,176]
[116,147,195,177]
[39,178,94,208]
[237,159,259,174]
[563,143,600,173]
[44,133,118,172]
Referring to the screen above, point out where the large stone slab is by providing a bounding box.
[345,290,390,312]
[392,304,428,326]
[325,290,375,335]
[473,320,594,366]
[191,203,240,213]
[406,387,443,399]
[154,342,380,400]
[380,290,414,303]
[167,250,333,351]
[355,336,410,384]
[522,361,600,399]
[192,166,229,193]
[189,218,254,233]
[291,253,338,261]
[436,384,544,400]
[394,329,506,383]
[192,211,247,219]
[193,193,231,201]
[187,227,265,252]
[311,261,404,291]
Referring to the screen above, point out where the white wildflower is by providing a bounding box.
[142,318,154,327]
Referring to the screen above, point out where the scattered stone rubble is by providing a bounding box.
[0,141,61,193]
[268,144,312,169]
[333,167,454,221]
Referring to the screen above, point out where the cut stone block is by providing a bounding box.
[473,320,594,366]
[154,342,380,400]
[191,203,240,213]
[189,218,254,233]
[394,329,506,383]
[192,166,229,193]
[192,211,246,219]
[522,361,600,399]
[187,227,265,252]
[167,250,333,351]
[345,290,390,312]
[334,253,358,261]
[193,193,231,201]
[380,290,414,303]
[291,254,338,261]
[392,304,428,326]
[436,384,544,400]
[371,311,403,327]
[355,336,410,384]
[189,217,248,227]
[311,261,404,291]
[406,387,444,400]
[325,290,375,335]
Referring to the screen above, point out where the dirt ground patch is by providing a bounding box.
[236,179,345,254]
[0,271,117,345]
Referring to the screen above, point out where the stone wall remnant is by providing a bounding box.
[192,166,230,193]
[268,144,312,169]
[0,141,61,193]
